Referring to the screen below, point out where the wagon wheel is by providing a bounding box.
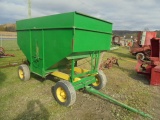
[91,70,107,90]
[136,53,145,60]
[0,47,5,55]
[144,50,151,60]
[18,64,30,81]
[53,80,76,106]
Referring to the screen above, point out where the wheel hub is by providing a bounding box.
[92,77,100,86]
[19,69,24,79]
[57,87,67,102]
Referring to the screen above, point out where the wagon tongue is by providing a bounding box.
[85,86,153,119]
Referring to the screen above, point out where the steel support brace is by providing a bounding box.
[85,86,152,119]
[90,51,100,71]
[71,59,75,83]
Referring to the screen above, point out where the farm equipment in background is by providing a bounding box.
[99,57,119,69]
[112,35,122,46]
[109,35,121,50]
[0,47,15,58]
[136,38,160,85]
[16,12,152,118]
[130,31,157,60]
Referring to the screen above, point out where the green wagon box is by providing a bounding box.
[16,11,112,106]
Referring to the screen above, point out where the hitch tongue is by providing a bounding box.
[85,86,152,119]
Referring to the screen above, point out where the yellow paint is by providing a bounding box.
[74,78,81,82]
[19,69,24,79]
[74,67,89,73]
[51,71,70,80]
[51,71,81,82]
[56,87,67,102]
[92,77,100,87]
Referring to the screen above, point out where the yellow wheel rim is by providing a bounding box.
[92,77,100,87]
[56,87,67,102]
[19,69,24,79]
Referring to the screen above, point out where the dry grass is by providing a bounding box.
[0,40,160,120]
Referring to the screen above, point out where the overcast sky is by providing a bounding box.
[0,0,160,30]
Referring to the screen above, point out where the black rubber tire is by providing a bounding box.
[18,64,30,81]
[53,80,76,107]
[91,70,107,90]
[136,53,145,60]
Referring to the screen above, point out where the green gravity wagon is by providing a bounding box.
[16,12,112,106]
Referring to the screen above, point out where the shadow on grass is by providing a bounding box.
[51,86,55,100]
[116,66,150,85]
[0,72,6,85]
[31,73,46,82]
[14,100,49,120]
[31,73,59,83]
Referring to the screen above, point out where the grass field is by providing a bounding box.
[0,40,160,120]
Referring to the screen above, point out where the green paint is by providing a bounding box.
[73,76,96,90]
[85,86,153,119]
[16,12,112,88]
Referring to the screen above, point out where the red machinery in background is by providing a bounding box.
[130,31,157,60]
[136,38,160,85]
[0,47,14,58]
